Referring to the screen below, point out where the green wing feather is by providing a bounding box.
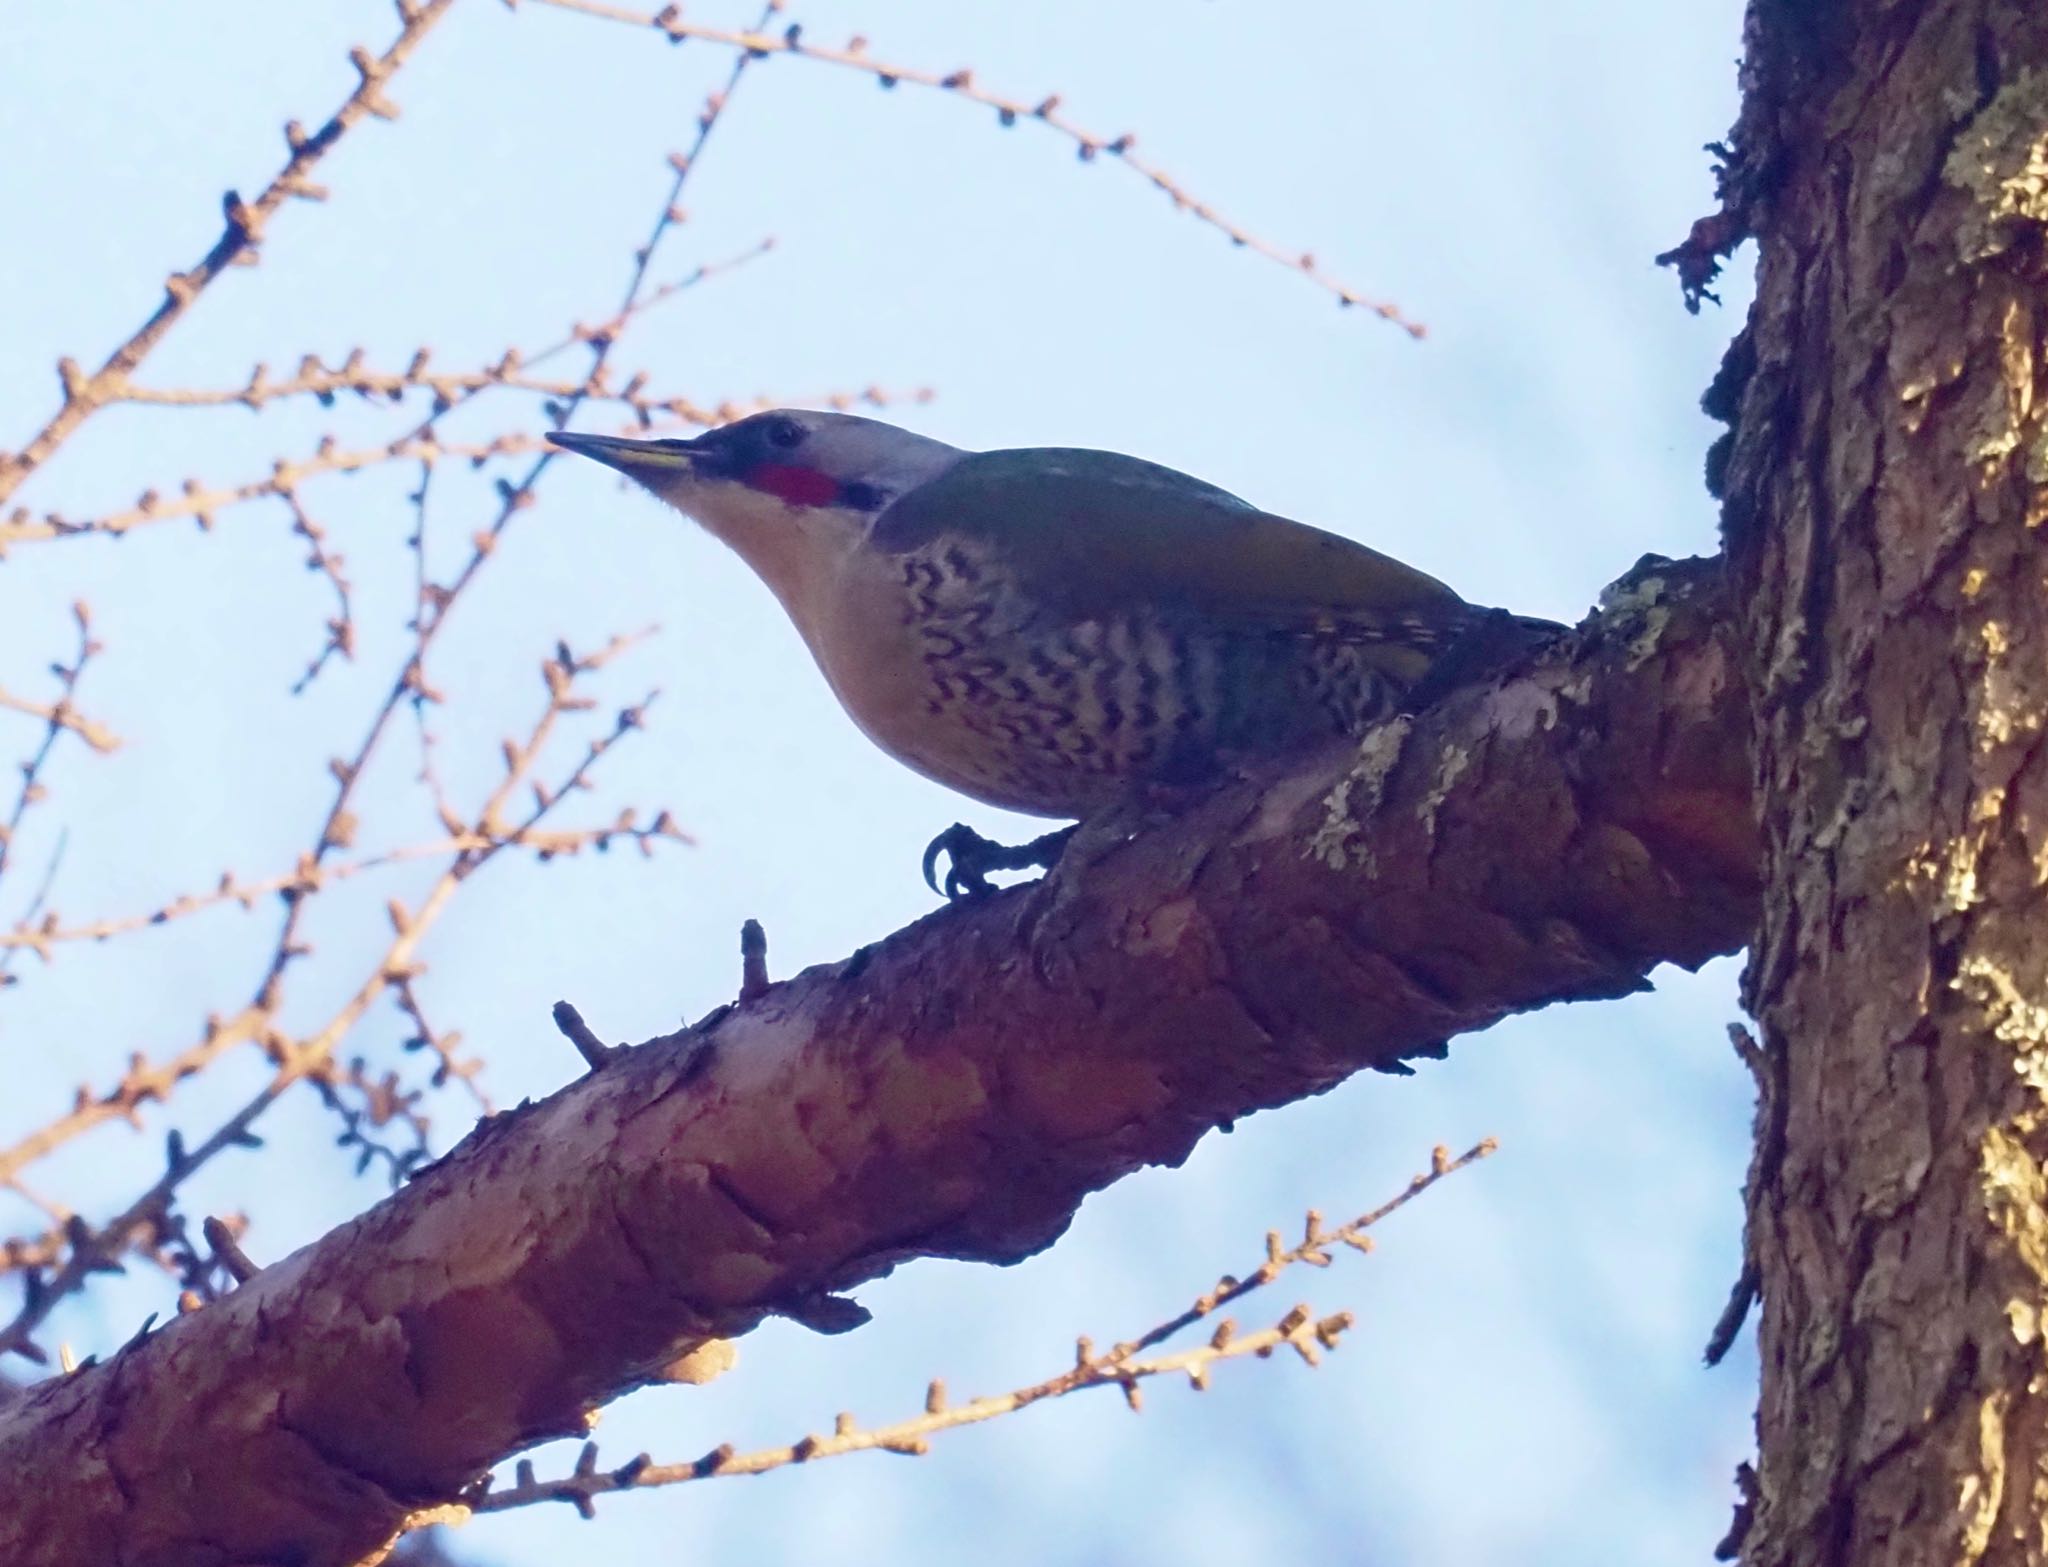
[870,447,1470,636]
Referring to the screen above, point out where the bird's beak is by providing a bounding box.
[546,429,705,477]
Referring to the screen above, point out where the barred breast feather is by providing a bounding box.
[813,448,1548,819]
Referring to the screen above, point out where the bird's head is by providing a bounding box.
[550,409,962,614]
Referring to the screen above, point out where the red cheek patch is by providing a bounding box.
[743,463,841,508]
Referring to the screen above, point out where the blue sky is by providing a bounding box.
[1,2,1756,1561]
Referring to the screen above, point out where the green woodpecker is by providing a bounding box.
[549,411,1559,896]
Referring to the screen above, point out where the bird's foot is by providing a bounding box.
[922,822,1079,902]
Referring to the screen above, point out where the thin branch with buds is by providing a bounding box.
[109,343,753,422]
[2,7,790,1323]
[527,0,1423,335]
[1,819,689,964]
[0,606,110,892]
[0,691,118,757]
[0,635,674,1183]
[0,637,684,1354]
[0,388,931,551]
[378,237,781,453]
[0,0,459,508]
[0,0,1424,1465]
[432,1142,1495,1524]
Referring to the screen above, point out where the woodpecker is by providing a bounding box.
[550,410,1560,896]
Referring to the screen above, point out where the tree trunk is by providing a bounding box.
[1720,3,2048,1561]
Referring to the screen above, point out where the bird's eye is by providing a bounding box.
[763,416,806,450]
[840,481,891,512]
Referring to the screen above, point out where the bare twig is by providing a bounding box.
[0,831,65,991]
[6,426,668,550]
[0,607,108,890]
[281,490,356,695]
[0,641,681,1356]
[113,353,742,421]
[739,918,769,1001]
[0,388,930,550]
[551,1002,612,1072]
[0,800,683,1177]
[0,21,787,1295]
[318,1055,437,1186]
[0,692,118,756]
[372,50,776,951]
[0,0,459,507]
[380,237,782,453]
[388,970,489,1107]
[602,3,783,358]
[115,238,777,424]
[201,1216,259,1284]
[528,0,1422,335]
[478,1310,1352,1520]
[1,820,683,960]
[444,1144,1493,1522]
[1107,1139,1495,1363]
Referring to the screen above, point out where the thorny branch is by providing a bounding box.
[444,1143,1495,1524]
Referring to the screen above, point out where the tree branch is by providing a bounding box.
[0,557,1752,1567]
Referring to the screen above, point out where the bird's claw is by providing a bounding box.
[922,823,991,900]
[921,822,1077,901]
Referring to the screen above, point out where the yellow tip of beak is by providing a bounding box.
[547,429,701,476]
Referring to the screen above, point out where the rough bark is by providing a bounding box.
[0,562,1750,1567]
[1716,4,2048,1562]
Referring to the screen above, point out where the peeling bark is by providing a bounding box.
[1716,4,2048,1562]
[0,563,1750,1567]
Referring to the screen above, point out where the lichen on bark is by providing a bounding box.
[1715,4,2048,1562]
